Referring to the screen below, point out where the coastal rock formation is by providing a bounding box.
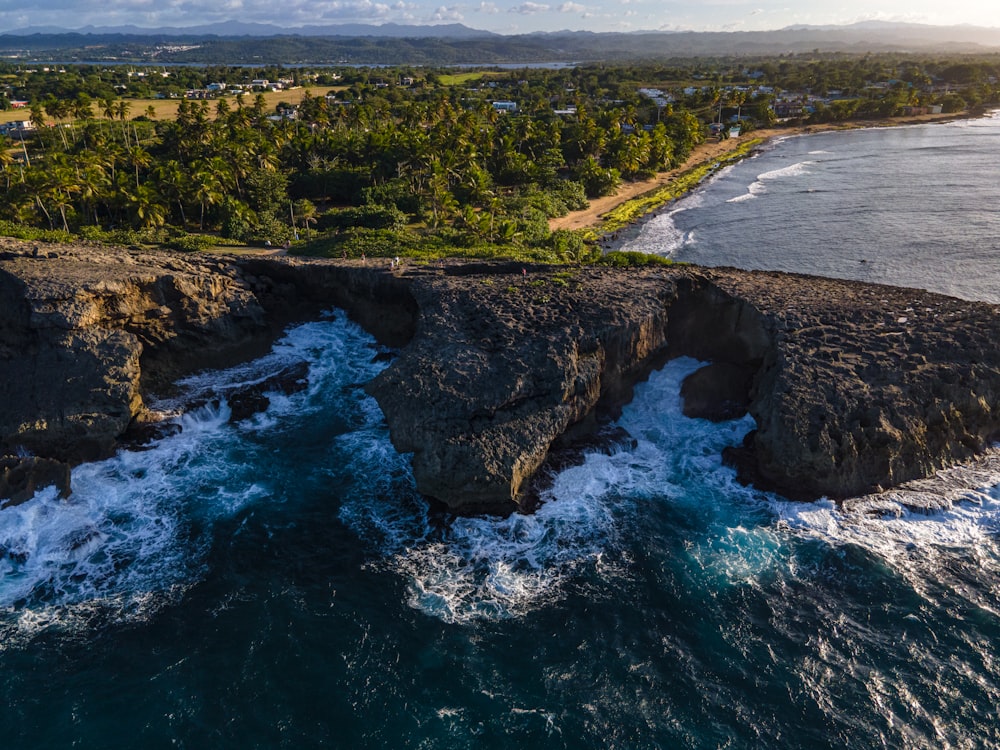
[364,263,677,513]
[365,265,1000,511]
[0,456,71,509]
[702,270,1000,501]
[4,239,1000,515]
[0,240,268,466]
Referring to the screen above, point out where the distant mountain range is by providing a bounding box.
[2,20,1000,63]
[4,21,497,39]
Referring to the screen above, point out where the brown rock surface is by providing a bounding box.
[4,239,1000,515]
[700,269,1000,501]
[0,239,267,463]
[365,263,677,514]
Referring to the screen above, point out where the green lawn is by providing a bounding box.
[437,72,493,86]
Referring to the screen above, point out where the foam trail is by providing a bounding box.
[772,469,1000,613]
[727,160,813,203]
[0,313,388,646]
[344,357,775,623]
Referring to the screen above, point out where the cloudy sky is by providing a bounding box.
[3,0,1000,34]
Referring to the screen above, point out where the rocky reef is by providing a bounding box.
[3,239,1000,515]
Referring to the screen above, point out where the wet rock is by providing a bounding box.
[225,361,309,423]
[0,456,71,508]
[120,418,183,451]
[681,362,756,422]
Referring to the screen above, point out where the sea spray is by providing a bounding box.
[0,313,391,647]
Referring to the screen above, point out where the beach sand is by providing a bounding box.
[549,113,969,233]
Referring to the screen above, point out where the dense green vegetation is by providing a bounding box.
[0,65,709,261]
[1,54,997,263]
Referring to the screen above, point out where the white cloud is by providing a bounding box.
[558,2,585,12]
[476,1,499,12]
[508,2,549,14]
[429,4,463,21]
[317,0,394,20]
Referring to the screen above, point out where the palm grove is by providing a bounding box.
[0,67,706,262]
[1,56,997,261]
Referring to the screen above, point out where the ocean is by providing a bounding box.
[622,111,1000,304]
[4,115,1000,749]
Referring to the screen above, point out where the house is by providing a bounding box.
[0,120,34,135]
[492,101,518,113]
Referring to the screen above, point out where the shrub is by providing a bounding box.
[162,234,216,253]
[361,179,421,214]
[548,229,598,264]
[546,179,589,212]
[0,220,74,244]
[78,225,167,245]
[574,157,622,198]
[317,204,407,232]
[596,251,677,268]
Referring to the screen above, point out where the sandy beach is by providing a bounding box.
[550,112,970,233]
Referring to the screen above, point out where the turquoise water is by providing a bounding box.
[6,118,1000,748]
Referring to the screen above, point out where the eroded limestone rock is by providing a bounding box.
[5,240,1000,516]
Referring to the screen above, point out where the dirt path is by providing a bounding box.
[550,113,970,233]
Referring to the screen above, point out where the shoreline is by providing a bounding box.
[550,111,980,240]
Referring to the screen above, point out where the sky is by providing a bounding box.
[2,0,1000,35]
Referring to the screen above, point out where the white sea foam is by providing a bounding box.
[344,357,775,623]
[726,181,766,203]
[1,313,385,646]
[725,160,813,204]
[0,400,237,645]
[771,470,1000,612]
[621,213,685,255]
[758,160,813,181]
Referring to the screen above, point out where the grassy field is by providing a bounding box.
[1,87,317,126]
[437,72,495,86]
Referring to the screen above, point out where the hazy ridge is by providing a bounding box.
[3,20,1000,63]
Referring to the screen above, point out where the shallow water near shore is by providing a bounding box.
[623,111,1000,304]
[4,307,1000,748]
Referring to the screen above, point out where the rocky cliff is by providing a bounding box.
[0,241,267,468]
[364,262,678,514]
[4,239,1000,516]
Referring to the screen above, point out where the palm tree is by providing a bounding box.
[114,100,131,145]
[124,182,167,228]
[76,156,111,225]
[292,198,317,235]
[73,95,93,123]
[153,160,189,228]
[189,162,225,230]
[126,145,152,190]
[39,155,80,232]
